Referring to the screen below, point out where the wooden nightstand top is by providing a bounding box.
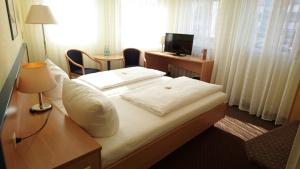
[2,91,101,169]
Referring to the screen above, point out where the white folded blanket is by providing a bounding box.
[77,67,166,90]
[121,76,223,116]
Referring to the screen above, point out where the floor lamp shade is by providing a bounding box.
[26,5,56,24]
[25,5,56,60]
[18,63,57,113]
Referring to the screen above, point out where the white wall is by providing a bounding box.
[0,0,24,90]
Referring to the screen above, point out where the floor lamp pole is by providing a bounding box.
[41,24,48,60]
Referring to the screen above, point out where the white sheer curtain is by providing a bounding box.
[171,0,219,57]
[212,0,300,124]
[20,0,218,70]
[119,0,168,51]
[118,0,219,57]
[45,0,105,70]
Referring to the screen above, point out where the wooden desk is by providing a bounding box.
[2,91,101,169]
[145,52,214,82]
[94,55,124,70]
[289,80,300,121]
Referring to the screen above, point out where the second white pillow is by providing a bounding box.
[44,59,69,99]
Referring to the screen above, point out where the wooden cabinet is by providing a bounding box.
[1,91,101,169]
[145,52,214,82]
[289,81,300,121]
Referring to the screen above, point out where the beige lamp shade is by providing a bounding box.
[26,5,56,24]
[18,63,57,93]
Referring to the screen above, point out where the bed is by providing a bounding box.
[0,47,226,169]
[50,66,227,169]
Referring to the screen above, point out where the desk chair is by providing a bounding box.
[65,49,102,78]
[123,48,141,67]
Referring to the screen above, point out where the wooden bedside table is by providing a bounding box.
[2,91,102,169]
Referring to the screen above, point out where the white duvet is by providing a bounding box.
[121,76,223,116]
[77,67,165,90]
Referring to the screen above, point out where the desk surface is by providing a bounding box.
[94,54,124,61]
[145,51,213,64]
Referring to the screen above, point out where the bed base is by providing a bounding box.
[104,103,227,169]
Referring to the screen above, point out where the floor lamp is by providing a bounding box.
[26,5,56,60]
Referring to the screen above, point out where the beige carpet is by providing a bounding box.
[215,109,275,141]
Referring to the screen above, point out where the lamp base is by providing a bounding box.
[30,103,52,113]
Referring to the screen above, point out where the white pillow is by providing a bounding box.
[44,59,69,99]
[62,79,119,137]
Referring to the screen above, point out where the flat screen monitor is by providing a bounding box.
[164,33,194,56]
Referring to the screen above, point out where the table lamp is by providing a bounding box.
[18,62,56,113]
[26,5,56,59]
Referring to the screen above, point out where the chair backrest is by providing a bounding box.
[123,48,141,67]
[66,49,83,73]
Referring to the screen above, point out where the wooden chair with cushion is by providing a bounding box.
[123,48,141,67]
[65,49,103,78]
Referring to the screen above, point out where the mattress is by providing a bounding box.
[95,92,226,167]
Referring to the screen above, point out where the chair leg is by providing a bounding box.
[122,59,125,68]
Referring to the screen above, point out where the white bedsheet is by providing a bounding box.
[121,76,223,116]
[77,67,166,90]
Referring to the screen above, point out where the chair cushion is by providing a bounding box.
[125,65,139,68]
[245,121,299,169]
[73,68,100,75]
[62,79,119,137]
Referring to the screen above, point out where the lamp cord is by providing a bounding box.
[16,110,52,144]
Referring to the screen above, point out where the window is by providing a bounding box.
[253,0,300,55]
[119,0,168,50]
[173,0,219,56]
[281,0,300,54]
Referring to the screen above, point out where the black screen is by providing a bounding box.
[164,33,194,56]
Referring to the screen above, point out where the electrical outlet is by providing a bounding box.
[12,132,16,148]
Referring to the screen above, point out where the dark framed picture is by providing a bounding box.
[5,0,18,40]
